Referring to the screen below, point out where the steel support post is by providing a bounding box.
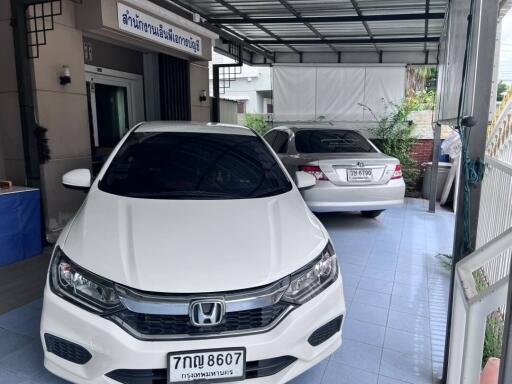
[10,0,41,188]
[211,65,220,123]
[429,123,442,213]
[442,0,500,382]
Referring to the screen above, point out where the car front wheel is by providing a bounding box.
[361,210,384,218]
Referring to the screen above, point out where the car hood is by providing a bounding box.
[62,189,327,293]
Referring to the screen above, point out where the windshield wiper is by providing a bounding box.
[125,190,244,199]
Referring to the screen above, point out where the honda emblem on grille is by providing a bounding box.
[357,161,365,167]
[189,299,225,327]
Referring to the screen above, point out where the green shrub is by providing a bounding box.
[243,113,270,135]
[474,270,504,367]
[361,91,437,190]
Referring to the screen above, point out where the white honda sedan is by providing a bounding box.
[264,126,406,218]
[40,122,345,384]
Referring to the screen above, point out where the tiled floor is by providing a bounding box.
[0,198,454,384]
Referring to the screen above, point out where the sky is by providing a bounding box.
[499,11,512,82]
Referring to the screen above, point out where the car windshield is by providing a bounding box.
[98,131,292,199]
[294,129,376,153]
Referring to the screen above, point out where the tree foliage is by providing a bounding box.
[243,113,270,135]
[363,91,435,190]
[497,81,509,102]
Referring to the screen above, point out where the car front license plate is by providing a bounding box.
[348,168,372,182]
[168,348,246,383]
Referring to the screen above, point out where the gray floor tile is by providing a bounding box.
[390,295,430,317]
[340,254,368,267]
[331,339,382,373]
[392,282,429,301]
[394,271,428,286]
[0,329,34,361]
[383,328,431,359]
[379,349,432,384]
[357,278,394,294]
[29,368,69,384]
[353,288,391,309]
[0,370,31,384]
[341,274,361,290]
[0,340,44,379]
[362,267,396,282]
[322,360,378,384]
[343,284,357,301]
[289,359,328,384]
[347,302,389,327]
[378,376,413,384]
[343,318,386,347]
[387,310,431,336]
[341,262,365,277]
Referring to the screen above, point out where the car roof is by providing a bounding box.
[135,121,255,136]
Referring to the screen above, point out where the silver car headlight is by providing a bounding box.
[282,242,338,305]
[49,246,122,314]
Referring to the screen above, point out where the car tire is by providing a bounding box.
[361,210,384,218]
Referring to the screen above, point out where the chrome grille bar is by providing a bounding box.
[115,277,290,315]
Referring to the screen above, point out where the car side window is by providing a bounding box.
[263,131,277,147]
[273,131,289,154]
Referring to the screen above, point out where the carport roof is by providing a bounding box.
[169,0,448,64]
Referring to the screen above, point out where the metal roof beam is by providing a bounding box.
[276,0,338,53]
[349,0,379,53]
[210,0,301,54]
[165,0,275,61]
[249,37,440,45]
[424,0,430,58]
[209,12,446,24]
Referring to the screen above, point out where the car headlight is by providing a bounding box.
[282,242,338,305]
[49,246,122,314]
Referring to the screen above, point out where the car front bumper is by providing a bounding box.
[302,178,406,212]
[40,276,345,384]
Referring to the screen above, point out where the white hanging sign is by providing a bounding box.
[117,3,202,56]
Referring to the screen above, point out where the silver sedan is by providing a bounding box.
[264,126,406,218]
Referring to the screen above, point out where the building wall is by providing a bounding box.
[190,62,211,121]
[208,63,271,114]
[219,99,238,124]
[0,1,26,184]
[1,0,214,233]
[32,0,92,231]
[83,37,143,74]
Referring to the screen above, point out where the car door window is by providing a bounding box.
[263,131,277,147]
[273,131,289,154]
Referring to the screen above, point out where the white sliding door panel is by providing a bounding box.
[273,66,316,121]
[316,67,365,121]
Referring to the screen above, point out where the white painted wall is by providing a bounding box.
[209,51,271,114]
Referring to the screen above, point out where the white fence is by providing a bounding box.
[477,88,512,287]
[447,89,512,383]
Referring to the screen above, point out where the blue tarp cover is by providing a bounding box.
[0,188,43,266]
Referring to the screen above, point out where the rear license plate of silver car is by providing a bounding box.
[347,169,373,182]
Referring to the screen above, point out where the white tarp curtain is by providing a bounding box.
[273,65,405,122]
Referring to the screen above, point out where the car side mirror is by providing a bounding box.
[62,169,91,190]
[295,171,316,190]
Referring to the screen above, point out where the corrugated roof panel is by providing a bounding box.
[185,0,448,54]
